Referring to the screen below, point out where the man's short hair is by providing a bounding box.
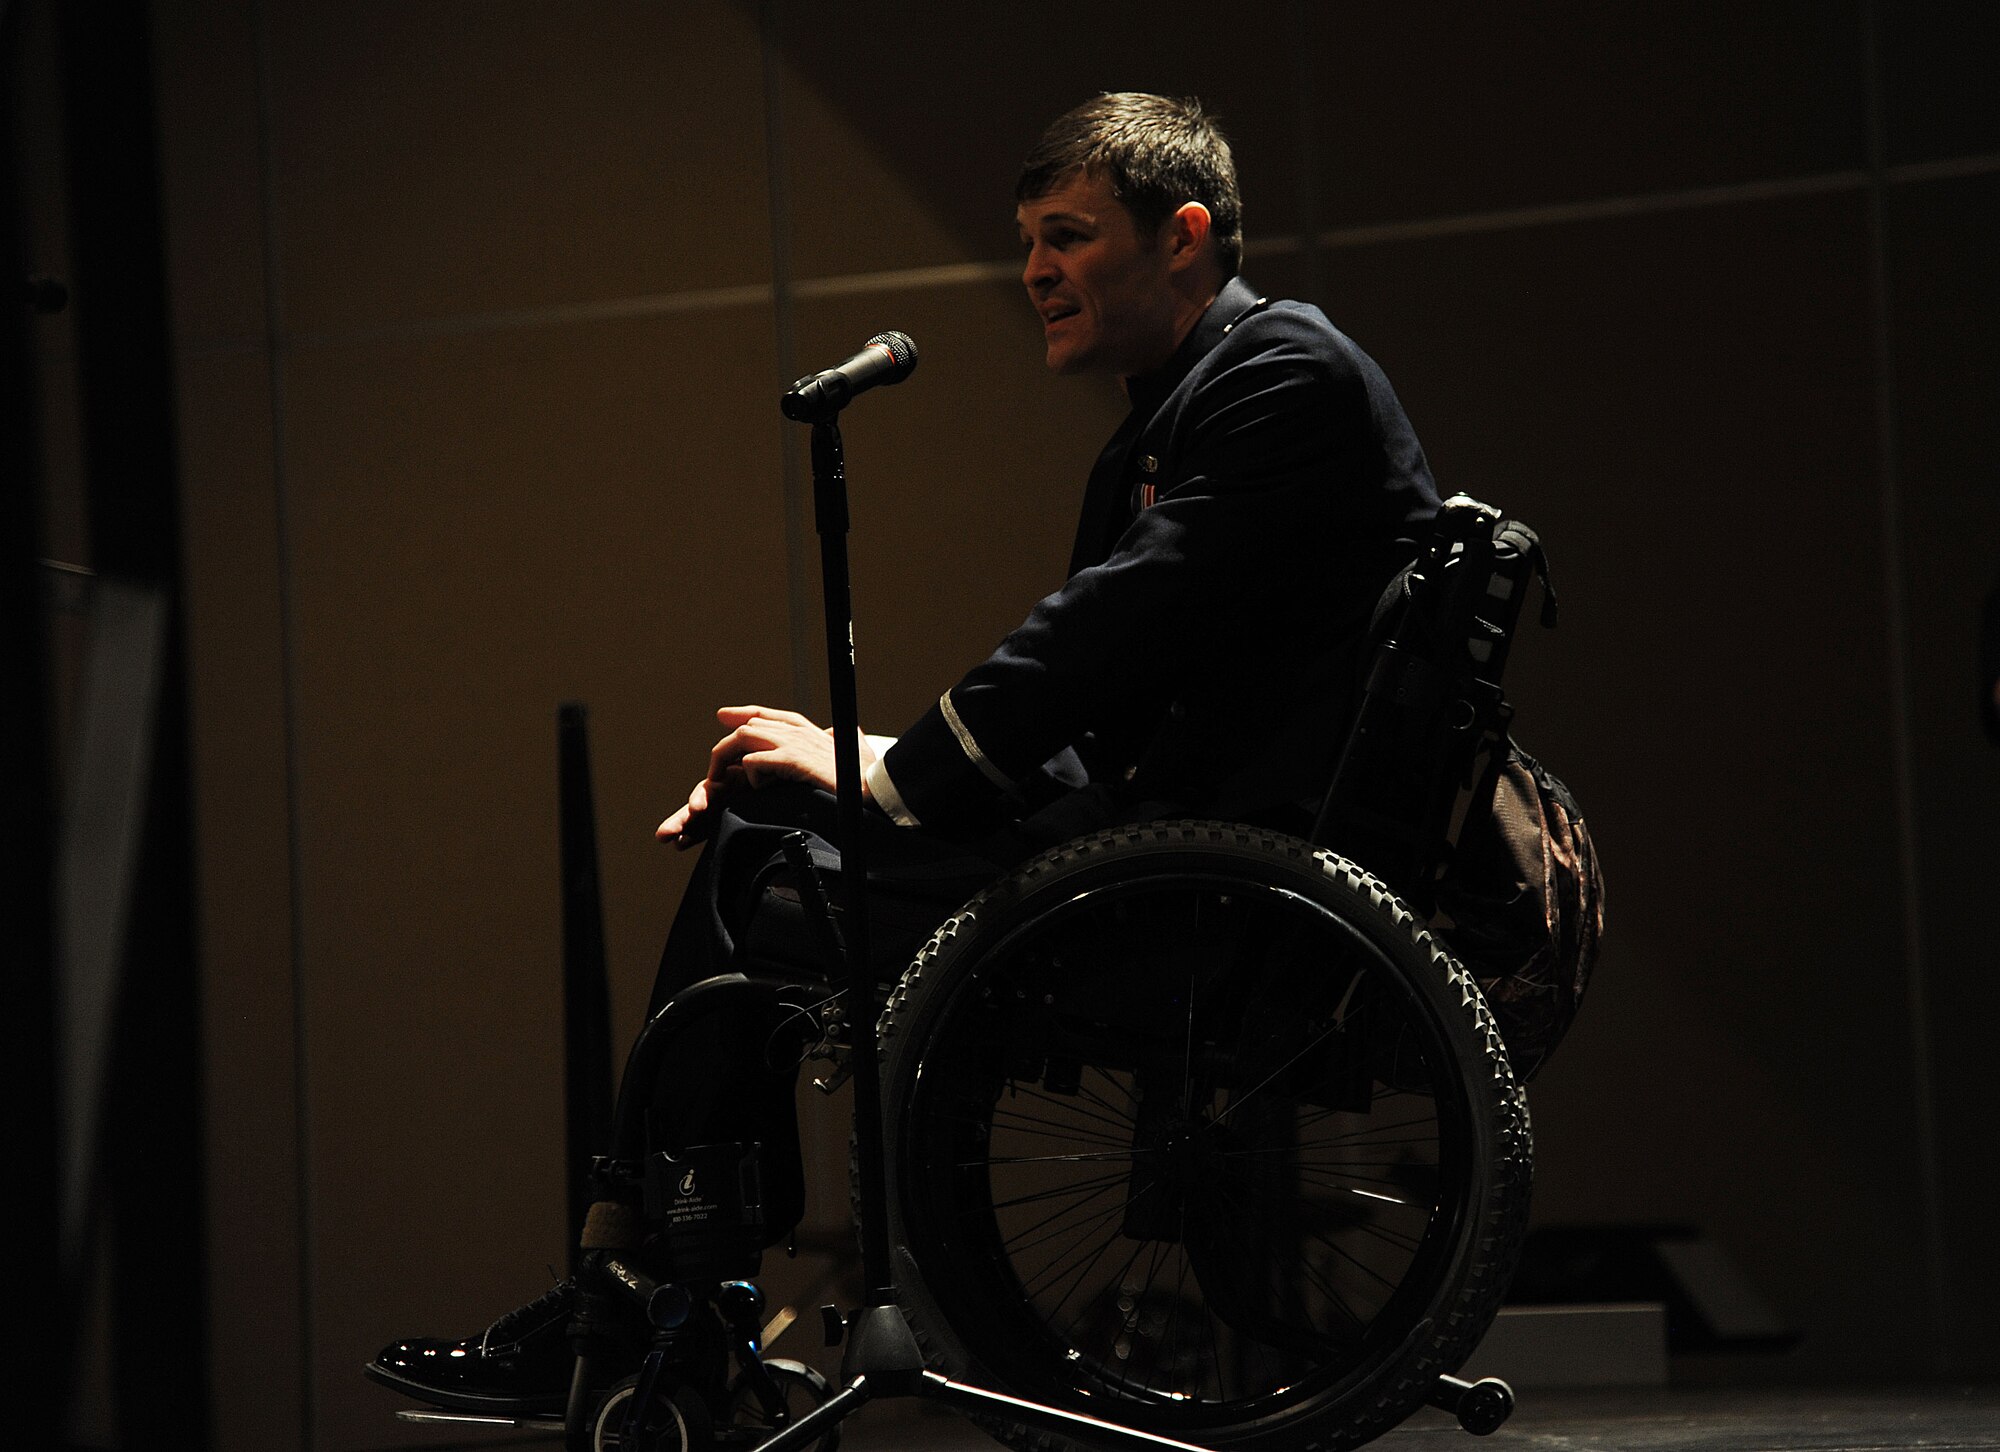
[1018,93,1243,279]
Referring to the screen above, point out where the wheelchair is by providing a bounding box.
[400,495,1553,1452]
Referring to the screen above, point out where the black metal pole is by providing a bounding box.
[57,2,210,1446]
[759,373,1212,1452]
[806,421,894,1302]
[3,5,65,1439]
[558,702,615,1269]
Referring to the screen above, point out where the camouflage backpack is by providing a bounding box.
[1317,494,1604,1079]
[1434,739,1604,1080]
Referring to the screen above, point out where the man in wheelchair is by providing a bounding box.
[369,90,1445,1426]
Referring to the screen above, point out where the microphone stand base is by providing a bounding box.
[745,1300,1216,1452]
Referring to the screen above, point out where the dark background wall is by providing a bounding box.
[17,2,2000,1449]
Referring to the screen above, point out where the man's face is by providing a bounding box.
[1017,170,1181,378]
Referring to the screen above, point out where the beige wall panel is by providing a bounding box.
[790,283,1128,736]
[113,0,2000,1412]
[150,0,269,343]
[1888,171,2000,1370]
[1268,195,1930,1373]
[773,0,1303,279]
[278,310,793,1446]
[746,1086,865,1391]
[1902,487,2000,1371]
[264,0,770,335]
[1879,0,2000,164]
[1307,3,1867,228]
[176,347,306,1450]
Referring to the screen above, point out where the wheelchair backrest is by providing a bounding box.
[1310,493,1556,908]
[1313,494,1604,1079]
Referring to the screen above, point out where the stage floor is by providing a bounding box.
[831,1384,2000,1452]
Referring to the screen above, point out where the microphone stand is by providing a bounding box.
[749,412,1209,1452]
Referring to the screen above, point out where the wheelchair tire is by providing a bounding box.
[876,822,1531,1452]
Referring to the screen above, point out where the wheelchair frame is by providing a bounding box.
[391,418,1549,1452]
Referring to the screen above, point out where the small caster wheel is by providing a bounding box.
[725,1359,837,1452]
[1428,1372,1515,1436]
[1454,1377,1514,1436]
[593,1375,707,1452]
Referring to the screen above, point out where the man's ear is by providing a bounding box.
[1164,201,1213,273]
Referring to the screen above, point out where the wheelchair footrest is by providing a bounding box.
[395,1409,566,1429]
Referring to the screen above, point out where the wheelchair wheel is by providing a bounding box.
[877,822,1531,1452]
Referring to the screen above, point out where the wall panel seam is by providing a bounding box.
[759,0,815,709]
[1860,0,1948,1374]
[248,0,317,1445]
[175,152,2000,359]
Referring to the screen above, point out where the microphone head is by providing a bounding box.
[865,330,919,382]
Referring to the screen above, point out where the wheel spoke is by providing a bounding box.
[1297,1222,1405,1293]
[1054,1220,1154,1336]
[1291,1245,1375,1337]
[886,841,1524,1437]
[990,1102,1135,1143]
[1159,1231,1194,1396]
[1005,1074,1141,1124]
[1076,1070,1139,1119]
[1285,1109,1443,1144]
[985,1149,1151,1165]
[983,1167,1131,1212]
[1210,1019,1349,1126]
[1033,1188,1150,1310]
[998,1189,1129,1259]
[1111,1239,1173,1399]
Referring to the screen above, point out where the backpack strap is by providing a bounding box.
[1494,518,1559,629]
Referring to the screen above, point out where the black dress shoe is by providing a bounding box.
[365,1278,586,1415]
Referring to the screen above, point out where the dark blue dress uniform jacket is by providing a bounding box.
[873,275,1441,842]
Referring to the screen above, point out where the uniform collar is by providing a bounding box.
[1123,275,1265,419]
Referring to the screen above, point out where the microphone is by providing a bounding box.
[781,331,918,421]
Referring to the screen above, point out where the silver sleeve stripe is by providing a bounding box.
[939,690,1016,792]
[866,754,921,828]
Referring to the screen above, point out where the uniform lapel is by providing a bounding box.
[1065,406,1148,578]
[1063,277,1266,578]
